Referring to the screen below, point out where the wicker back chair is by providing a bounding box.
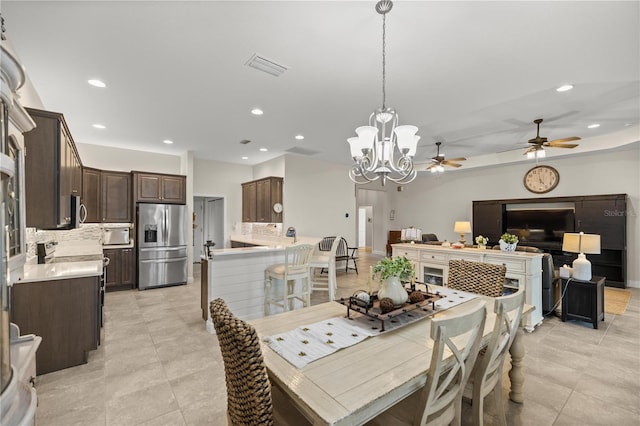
[447,259,506,297]
[210,298,274,425]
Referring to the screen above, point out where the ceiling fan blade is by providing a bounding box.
[443,161,463,168]
[445,157,466,162]
[546,143,579,149]
[549,136,581,144]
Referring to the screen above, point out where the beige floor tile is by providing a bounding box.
[136,409,186,426]
[555,390,639,426]
[180,396,228,426]
[105,360,169,401]
[106,381,178,426]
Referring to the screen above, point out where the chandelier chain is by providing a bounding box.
[381,11,386,110]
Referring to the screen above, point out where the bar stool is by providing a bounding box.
[309,236,342,302]
[264,244,315,315]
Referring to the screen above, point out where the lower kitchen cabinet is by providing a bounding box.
[11,276,101,375]
[104,248,135,290]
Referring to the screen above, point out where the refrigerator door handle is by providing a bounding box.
[139,258,187,264]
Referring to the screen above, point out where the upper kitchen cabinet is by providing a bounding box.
[242,176,283,223]
[133,172,186,204]
[81,167,101,223]
[24,108,82,229]
[102,170,132,222]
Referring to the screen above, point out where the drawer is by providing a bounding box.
[484,256,526,273]
[396,248,419,260]
[449,252,483,262]
[420,251,447,263]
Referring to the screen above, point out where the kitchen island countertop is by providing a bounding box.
[20,260,103,283]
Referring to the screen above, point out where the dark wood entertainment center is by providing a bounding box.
[473,194,627,288]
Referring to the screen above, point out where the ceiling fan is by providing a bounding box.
[426,142,466,172]
[524,118,581,158]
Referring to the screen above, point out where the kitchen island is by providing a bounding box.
[203,236,320,334]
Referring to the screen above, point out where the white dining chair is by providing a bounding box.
[464,289,525,426]
[264,244,315,315]
[309,235,342,302]
[366,302,486,426]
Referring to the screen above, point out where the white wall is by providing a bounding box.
[76,143,181,173]
[253,156,285,180]
[193,158,253,247]
[283,155,356,244]
[390,144,640,287]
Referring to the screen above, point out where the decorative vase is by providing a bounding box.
[478,244,486,250]
[499,240,517,252]
[378,276,408,306]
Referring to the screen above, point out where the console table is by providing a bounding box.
[392,243,543,331]
[561,275,606,329]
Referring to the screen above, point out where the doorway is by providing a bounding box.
[358,206,373,252]
[193,196,224,261]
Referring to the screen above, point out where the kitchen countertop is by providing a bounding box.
[20,260,103,283]
[229,234,321,247]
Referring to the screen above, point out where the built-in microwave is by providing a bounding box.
[103,226,130,245]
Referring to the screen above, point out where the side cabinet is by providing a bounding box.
[24,107,82,229]
[104,248,135,290]
[241,176,283,223]
[133,172,186,204]
[11,276,100,375]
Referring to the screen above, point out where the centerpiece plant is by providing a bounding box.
[373,256,412,306]
[499,232,519,252]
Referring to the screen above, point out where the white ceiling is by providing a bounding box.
[3,1,639,171]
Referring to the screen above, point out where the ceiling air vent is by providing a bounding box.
[239,139,251,145]
[285,146,320,156]
[245,53,288,77]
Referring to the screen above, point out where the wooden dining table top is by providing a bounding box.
[250,297,532,426]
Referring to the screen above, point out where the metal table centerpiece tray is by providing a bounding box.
[337,284,445,332]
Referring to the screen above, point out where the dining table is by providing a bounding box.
[250,295,534,426]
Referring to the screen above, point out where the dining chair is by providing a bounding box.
[447,259,506,297]
[264,243,315,315]
[210,298,310,426]
[464,289,525,426]
[367,302,486,426]
[309,235,342,302]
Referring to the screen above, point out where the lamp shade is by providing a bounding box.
[562,232,601,254]
[356,126,377,151]
[454,221,472,233]
[347,137,363,158]
[394,125,419,154]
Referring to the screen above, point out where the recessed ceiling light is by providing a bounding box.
[242,156,249,160]
[295,135,305,140]
[259,148,268,152]
[251,108,264,116]
[556,84,574,92]
[587,124,600,129]
[88,79,106,88]
[163,139,174,144]
[92,124,106,129]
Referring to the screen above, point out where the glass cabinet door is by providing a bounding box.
[421,263,446,286]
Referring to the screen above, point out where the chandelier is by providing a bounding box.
[348,0,419,186]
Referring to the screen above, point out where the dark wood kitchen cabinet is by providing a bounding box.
[104,248,135,290]
[11,275,101,375]
[24,107,82,229]
[242,176,283,223]
[82,167,102,223]
[102,171,132,222]
[133,171,186,204]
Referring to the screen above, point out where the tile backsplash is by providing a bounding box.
[235,222,282,237]
[25,223,132,257]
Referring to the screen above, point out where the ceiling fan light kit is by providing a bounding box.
[426,141,466,173]
[348,0,419,187]
[524,118,581,158]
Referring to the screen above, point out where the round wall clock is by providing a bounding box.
[273,202,283,213]
[523,165,560,194]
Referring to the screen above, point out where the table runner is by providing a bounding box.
[265,287,478,368]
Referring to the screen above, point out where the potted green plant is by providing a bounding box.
[499,232,519,252]
[475,235,488,249]
[373,256,412,305]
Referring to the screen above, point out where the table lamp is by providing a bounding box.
[454,221,472,244]
[562,232,601,281]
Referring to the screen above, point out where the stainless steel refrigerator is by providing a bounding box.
[137,203,188,290]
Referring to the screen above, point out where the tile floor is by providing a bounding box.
[34,252,640,425]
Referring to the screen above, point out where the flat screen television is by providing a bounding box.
[505,209,575,246]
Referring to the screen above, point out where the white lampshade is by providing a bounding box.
[562,232,601,281]
[454,221,472,234]
[394,125,419,153]
[356,126,377,151]
[347,137,363,158]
